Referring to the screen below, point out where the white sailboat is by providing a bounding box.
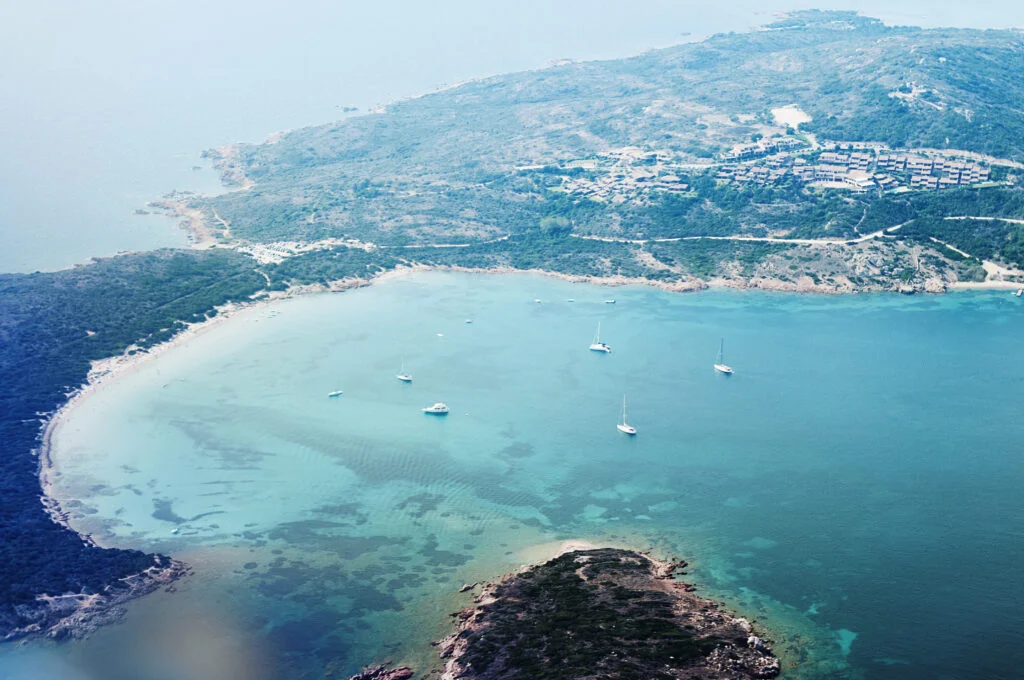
[617,395,637,435]
[714,338,734,375]
[589,322,612,353]
[327,390,344,398]
[396,358,413,383]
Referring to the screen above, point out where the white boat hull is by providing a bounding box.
[397,375,413,383]
[589,344,612,353]
[327,391,344,398]
[617,424,637,435]
[714,364,734,375]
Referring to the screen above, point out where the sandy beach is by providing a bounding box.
[34,264,437,532]
[949,280,1024,291]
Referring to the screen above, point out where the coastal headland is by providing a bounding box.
[347,547,779,680]
[161,11,1024,296]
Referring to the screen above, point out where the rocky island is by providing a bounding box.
[350,548,779,680]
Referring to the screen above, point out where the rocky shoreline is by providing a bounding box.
[3,558,191,642]
[162,191,1022,298]
[349,548,780,680]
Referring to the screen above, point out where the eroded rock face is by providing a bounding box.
[437,548,780,680]
[5,559,191,642]
[346,662,414,680]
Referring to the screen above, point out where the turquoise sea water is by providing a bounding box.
[24,272,1024,679]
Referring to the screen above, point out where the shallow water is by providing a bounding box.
[32,273,1024,679]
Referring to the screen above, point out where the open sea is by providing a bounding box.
[5,272,1020,680]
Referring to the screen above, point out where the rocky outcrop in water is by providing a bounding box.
[435,548,779,680]
[346,662,414,680]
[3,558,190,641]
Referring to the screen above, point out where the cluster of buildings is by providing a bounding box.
[717,164,790,185]
[876,154,990,190]
[722,137,805,162]
[545,140,1003,204]
[560,166,690,202]
[716,146,994,194]
[554,146,693,202]
[818,151,874,171]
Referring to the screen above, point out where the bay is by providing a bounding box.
[28,272,1024,679]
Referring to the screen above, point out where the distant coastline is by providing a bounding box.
[156,188,1024,297]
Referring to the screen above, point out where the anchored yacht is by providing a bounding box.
[422,403,450,415]
[589,322,612,353]
[714,338,734,375]
[396,358,412,383]
[617,395,637,435]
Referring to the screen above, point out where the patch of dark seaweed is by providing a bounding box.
[497,441,535,460]
[396,492,446,518]
[421,535,471,567]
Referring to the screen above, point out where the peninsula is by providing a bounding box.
[437,548,780,679]
[347,548,779,680]
[158,10,1024,294]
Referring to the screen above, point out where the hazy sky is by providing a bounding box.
[2,1,1023,272]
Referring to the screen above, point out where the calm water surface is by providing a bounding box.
[24,273,1024,679]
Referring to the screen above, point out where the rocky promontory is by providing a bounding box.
[2,558,190,642]
[434,548,780,679]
